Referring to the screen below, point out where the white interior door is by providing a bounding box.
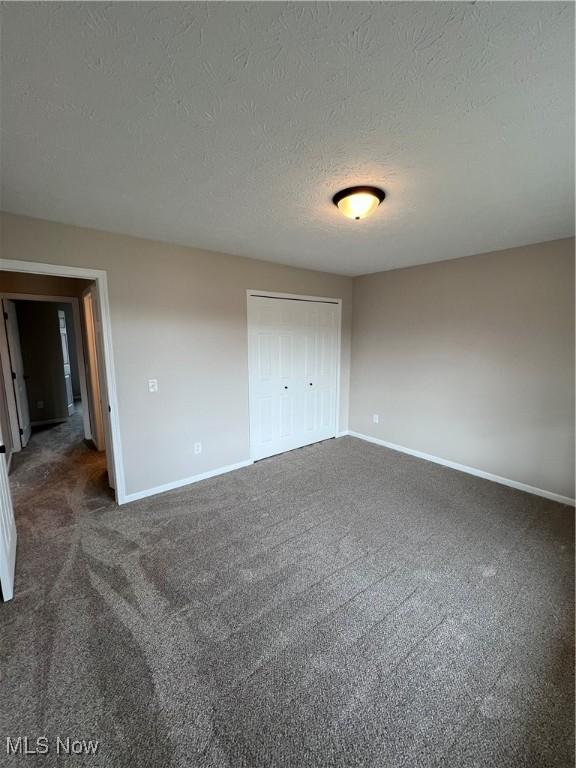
[248,295,339,461]
[87,286,116,490]
[58,310,75,415]
[2,299,31,448]
[0,420,16,601]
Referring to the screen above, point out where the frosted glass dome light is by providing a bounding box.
[332,186,385,220]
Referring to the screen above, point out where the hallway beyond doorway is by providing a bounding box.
[9,404,113,539]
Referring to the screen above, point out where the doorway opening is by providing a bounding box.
[0,262,124,601]
[0,276,115,488]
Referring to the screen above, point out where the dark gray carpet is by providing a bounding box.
[1,411,574,768]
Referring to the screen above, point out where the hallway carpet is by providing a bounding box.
[1,413,574,767]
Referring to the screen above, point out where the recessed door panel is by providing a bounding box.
[257,396,274,444]
[279,334,293,380]
[319,387,333,428]
[304,389,316,433]
[280,394,293,438]
[257,334,274,382]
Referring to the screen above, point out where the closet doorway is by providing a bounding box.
[247,291,341,461]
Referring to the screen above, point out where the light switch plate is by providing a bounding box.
[148,379,158,393]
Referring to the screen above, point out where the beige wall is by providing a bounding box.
[2,212,573,501]
[350,238,575,499]
[0,212,353,496]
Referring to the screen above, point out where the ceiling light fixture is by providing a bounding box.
[332,186,385,220]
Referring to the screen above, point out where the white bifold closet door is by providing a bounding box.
[248,295,339,461]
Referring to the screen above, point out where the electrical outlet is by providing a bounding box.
[194,442,202,455]
[148,379,158,393]
[373,414,379,424]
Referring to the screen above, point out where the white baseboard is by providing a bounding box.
[121,458,254,505]
[348,431,575,507]
[119,433,574,508]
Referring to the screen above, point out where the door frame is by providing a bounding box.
[0,299,28,451]
[81,287,106,452]
[246,289,343,461]
[0,293,92,441]
[0,260,126,504]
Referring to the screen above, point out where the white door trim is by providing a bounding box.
[0,260,126,504]
[0,293,92,441]
[247,290,342,304]
[246,289,343,462]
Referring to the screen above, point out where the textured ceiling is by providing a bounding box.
[1,2,574,276]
